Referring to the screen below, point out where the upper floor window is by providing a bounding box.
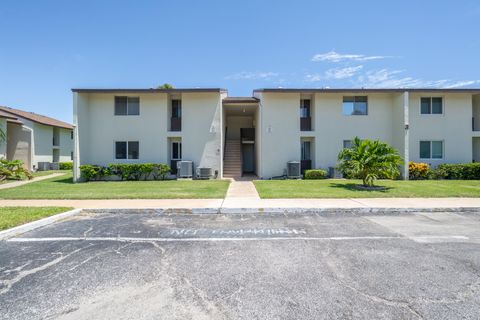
[343,96,368,116]
[172,100,182,118]
[115,141,139,159]
[420,140,443,159]
[115,97,140,116]
[300,99,311,118]
[421,97,443,114]
[71,131,74,139]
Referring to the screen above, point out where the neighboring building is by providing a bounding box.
[0,106,74,170]
[72,88,480,181]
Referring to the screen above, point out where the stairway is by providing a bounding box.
[223,139,242,178]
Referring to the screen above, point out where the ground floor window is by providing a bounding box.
[301,141,311,160]
[115,141,139,159]
[420,140,443,159]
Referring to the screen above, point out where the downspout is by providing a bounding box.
[403,91,410,180]
[22,125,35,171]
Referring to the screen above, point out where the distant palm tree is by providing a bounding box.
[157,83,174,89]
[337,137,403,187]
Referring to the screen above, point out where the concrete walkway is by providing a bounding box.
[1,197,480,210]
[0,172,66,190]
[224,177,260,200]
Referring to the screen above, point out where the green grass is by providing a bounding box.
[254,179,480,198]
[0,173,230,199]
[31,170,70,178]
[0,207,72,230]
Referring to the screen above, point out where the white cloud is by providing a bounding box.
[305,66,363,82]
[225,71,279,80]
[356,69,480,88]
[312,51,388,62]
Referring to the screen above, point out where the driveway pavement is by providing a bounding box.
[1,211,480,319]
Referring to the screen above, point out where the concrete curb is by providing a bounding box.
[82,207,480,215]
[0,208,82,240]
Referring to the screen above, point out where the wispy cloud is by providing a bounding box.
[225,71,279,80]
[305,65,363,82]
[356,69,480,88]
[312,51,389,63]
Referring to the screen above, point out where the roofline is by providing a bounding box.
[72,88,228,94]
[254,88,480,93]
[0,113,18,120]
[0,107,73,130]
[222,97,260,104]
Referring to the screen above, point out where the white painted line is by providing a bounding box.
[6,235,469,243]
[0,209,82,241]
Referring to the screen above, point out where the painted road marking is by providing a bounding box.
[6,235,469,243]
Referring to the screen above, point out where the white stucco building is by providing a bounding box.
[0,106,73,170]
[72,88,480,182]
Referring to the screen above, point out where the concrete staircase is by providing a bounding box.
[223,139,242,178]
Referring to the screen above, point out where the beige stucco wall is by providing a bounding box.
[473,95,480,131]
[74,92,222,181]
[408,92,472,166]
[226,116,253,140]
[6,122,32,169]
[0,118,7,158]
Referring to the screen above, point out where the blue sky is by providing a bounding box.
[1,0,480,123]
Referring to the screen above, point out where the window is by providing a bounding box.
[343,96,368,115]
[171,141,182,160]
[420,141,443,159]
[300,99,311,118]
[115,97,140,115]
[343,140,353,149]
[172,100,182,118]
[71,131,73,139]
[420,97,443,114]
[71,151,73,160]
[115,141,139,159]
[301,141,311,160]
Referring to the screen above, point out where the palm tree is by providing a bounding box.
[157,83,174,89]
[337,137,403,187]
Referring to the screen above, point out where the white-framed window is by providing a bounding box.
[419,140,443,159]
[301,140,311,160]
[171,141,182,160]
[114,97,140,116]
[420,97,443,114]
[115,141,139,159]
[343,96,368,115]
[300,99,311,118]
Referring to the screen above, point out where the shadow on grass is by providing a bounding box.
[329,182,393,192]
[49,177,74,184]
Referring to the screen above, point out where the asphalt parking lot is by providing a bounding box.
[1,210,480,320]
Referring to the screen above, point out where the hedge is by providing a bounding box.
[304,169,328,179]
[59,162,73,170]
[79,163,171,181]
[435,163,480,180]
[409,162,430,180]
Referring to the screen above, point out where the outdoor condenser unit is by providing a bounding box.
[37,162,51,171]
[287,161,301,179]
[177,161,193,178]
[197,167,212,180]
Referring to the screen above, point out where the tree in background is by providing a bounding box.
[157,83,174,89]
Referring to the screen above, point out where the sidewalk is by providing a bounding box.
[1,197,480,211]
[0,173,66,190]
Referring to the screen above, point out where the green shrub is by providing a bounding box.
[435,163,480,180]
[59,162,73,170]
[409,162,430,180]
[79,163,171,181]
[0,159,33,181]
[304,169,328,180]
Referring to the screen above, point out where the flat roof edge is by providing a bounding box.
[72,88,227,93]
[254,88,480,93]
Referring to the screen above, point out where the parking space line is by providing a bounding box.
[6,235,469,243]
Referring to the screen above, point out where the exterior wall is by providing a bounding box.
[6,122,32,169]
[408,93,472,166]
[0,118,7,158]
[473,95,480,131]
[473,138,480,162]
[226,116,253,139]
[74,92,222,181]
[32,122,53,166]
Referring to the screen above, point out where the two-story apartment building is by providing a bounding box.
[0,106,73,170]
[72,88,480,182]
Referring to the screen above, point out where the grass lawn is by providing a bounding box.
[0,173,230,199]
[0,207,72,231]
[254,179,480,198]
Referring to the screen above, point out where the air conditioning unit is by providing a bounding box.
[37,162,51,171]
[50,162,60,170]
[328,167,343,179]
[287,161,301,179]
[197,167,212,180]
[177,161,193,178]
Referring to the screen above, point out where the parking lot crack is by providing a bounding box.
[0,247,84,295]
